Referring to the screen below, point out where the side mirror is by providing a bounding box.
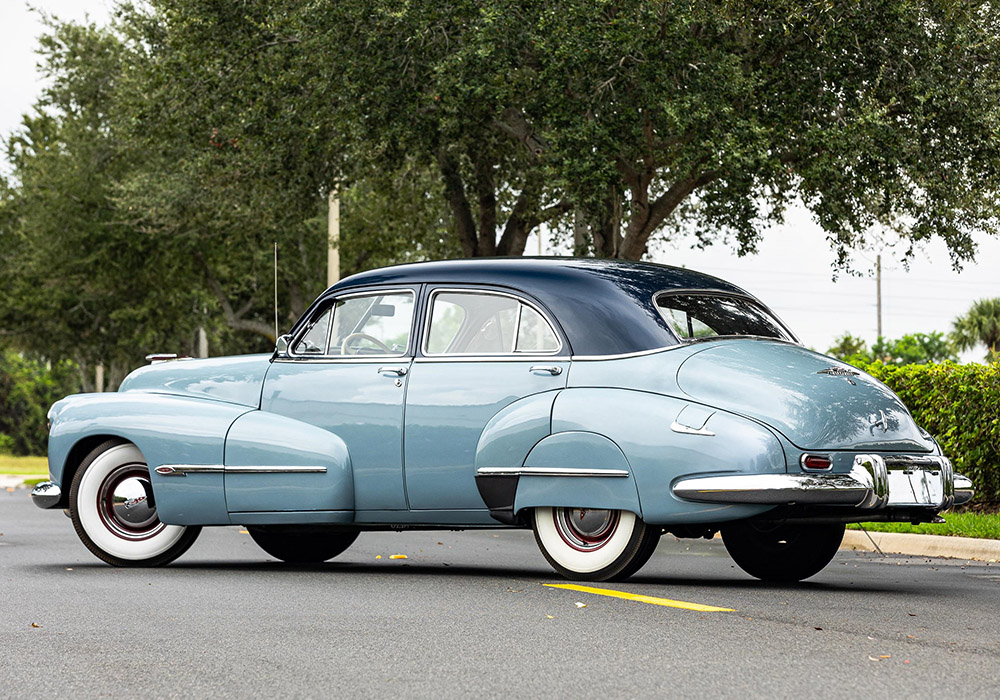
[274,334,293,358]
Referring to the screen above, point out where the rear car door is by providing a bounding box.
[403,288,569,510]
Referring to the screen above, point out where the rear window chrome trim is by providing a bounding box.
[652,288,799,345]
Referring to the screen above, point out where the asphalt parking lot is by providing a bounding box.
[2,489,999,699]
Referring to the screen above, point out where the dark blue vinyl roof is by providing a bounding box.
[322,257,754,356]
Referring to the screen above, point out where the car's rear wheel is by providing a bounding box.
[532,507,661,581]
[248,526,359,563]
[70,440,201,567]
[721,522,845,582]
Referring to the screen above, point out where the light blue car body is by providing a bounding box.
[43,258,949,531]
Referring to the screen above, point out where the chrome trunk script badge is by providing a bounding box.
[817,367,860,385]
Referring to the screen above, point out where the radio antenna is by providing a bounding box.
[273,241,279,340]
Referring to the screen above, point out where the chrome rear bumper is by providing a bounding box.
[30,481,62,509]
[674,455,973,511]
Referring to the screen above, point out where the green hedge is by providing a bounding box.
[859,361,1000,506]
[0,351,80,456]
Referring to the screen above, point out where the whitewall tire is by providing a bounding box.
[532,507,660,581]
[69,440,200,567]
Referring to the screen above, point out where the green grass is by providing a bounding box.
[849,512,1000,540]
[0,455,48,476]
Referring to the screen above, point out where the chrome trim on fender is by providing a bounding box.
[476,467,629,478]
[30,481,62,509]
[155,464,225,477]
[225,465,328,474]
[157,464,328,476]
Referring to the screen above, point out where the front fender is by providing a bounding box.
[48,393,251,524]
[224,410,354,516]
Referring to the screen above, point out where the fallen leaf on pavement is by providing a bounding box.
[389,554,407,559]
[30,623,41,628]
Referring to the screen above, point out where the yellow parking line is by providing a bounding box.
[543,583,734,612]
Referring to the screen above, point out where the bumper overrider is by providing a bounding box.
[30,481,62,509]
[674,455,974,514]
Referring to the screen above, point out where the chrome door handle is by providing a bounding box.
[378,366,408,377]
[529,365,562,376]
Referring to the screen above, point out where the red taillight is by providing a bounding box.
[801,454,832,471]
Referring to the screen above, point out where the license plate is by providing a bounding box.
[886,464,945,507]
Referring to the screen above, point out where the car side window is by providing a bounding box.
[327,291,415,356]
[425,291,560,355]
[293,306,332,354]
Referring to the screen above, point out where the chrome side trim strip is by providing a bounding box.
[476,467,629,478]
[225,465,328,474]
[155,464,225,477]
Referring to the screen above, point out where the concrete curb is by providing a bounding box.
[842,529,1000,562]
[0,474,40,489]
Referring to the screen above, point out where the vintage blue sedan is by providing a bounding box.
[32,258,973,581]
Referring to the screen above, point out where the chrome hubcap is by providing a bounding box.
[97,465,164,540]
[554,508,620,551]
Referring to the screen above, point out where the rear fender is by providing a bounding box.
[512,431,642,517]
[551,388,786,524]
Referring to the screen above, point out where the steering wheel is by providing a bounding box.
[340,332,392,355]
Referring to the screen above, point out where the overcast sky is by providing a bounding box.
[4,1,998,361]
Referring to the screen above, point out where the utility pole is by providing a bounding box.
[876,253,882,338]
[328,189,340,287]
[95,364,104,393]
[197,327,209,358]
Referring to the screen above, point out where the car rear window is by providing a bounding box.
[655,293,791,342]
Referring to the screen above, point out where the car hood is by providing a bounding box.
[117,354,271,408]
[676,340,934,452]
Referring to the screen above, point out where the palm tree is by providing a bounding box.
[951,298,1000,362]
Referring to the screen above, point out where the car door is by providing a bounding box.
[233,287,418,513]
[403,288,569,510]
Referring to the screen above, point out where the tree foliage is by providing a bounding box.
[951,298,1000,362]
[828,331,957,365]
[3,1,1000,373]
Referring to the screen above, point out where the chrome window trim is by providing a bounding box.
[421,287,564,357]
[652,288,800,345]
[476,467,629,478]
[414,355,569,364]
[570,345,681,361]
[285,287,417,362]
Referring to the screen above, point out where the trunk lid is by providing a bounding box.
[676,340,933,453]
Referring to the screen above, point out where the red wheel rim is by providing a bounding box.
[553,508,620,552]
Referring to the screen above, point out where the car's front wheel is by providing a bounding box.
[248,526,359,563]
[721,522,845,582]
[69,440,201,567]
[532,507,661,581]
